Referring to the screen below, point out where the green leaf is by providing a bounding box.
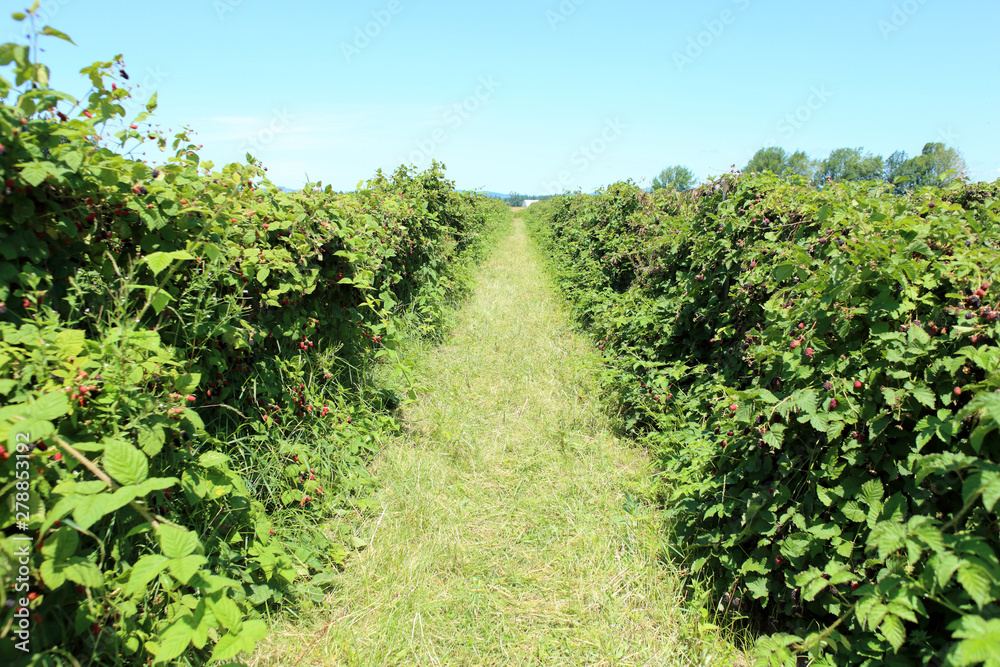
[746,577,770,600]
[869,521,906,561]
[911,385,936,409]
[40,26,76,44]
[135,477,179,496]
[124,554,170,597]
[145,252,172,276]
[957,564,994,610]
[63,561,104,588]
[26,393,69,424]
[73,493,116,530]
[209,620,268,662]
[156,523,200,559]
[150,617,196,665]
[41,525,79,561]
[880,613,906,652]
[207,596,244,632]
[982,472,1000,513]
[102,439,149,486]
[842,501,866,523]
[167,554,208,584]
[19,163,52,187]
[861,479,885,507]
[151,290,172,314]
[949,616,1000,667]
[146,92,158,113]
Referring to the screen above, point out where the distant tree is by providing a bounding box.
[745,147,813,179]
[651,165,696,192]
[886,143,967,192]
[813,148,885,187]
[507,192,525,207]
[785,150,813,179]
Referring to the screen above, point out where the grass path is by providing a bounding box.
[254,217,741,666]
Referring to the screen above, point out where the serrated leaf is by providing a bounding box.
[167,554,208,584]
[103,439,149,486]
[870,521,906,561]
[151,290,172,314]
[861,479,885,506]
[209,619,267,661]
[63,561,104,588]
[842,501,866,523]
[911,385,936,409]
[31,391,70,420]
[207,596,244,632]
[150,617,196,665]
[145,252,172,276]
[124,554,170,597]
[156,524,200,559]
[880,613,906,652]
[957,564,994,609]
[950,616,1000,667]
[41,525,79,561]
[803,576,830,602]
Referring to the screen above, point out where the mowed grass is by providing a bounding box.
[252,218,747,666]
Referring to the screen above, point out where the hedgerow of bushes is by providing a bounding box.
[0,19,509,667]
[525,174,1000,666]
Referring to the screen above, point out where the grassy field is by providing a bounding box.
[252,217,746,666]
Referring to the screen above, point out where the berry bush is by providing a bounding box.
[0,19,509,666]
[526,174,1000,666]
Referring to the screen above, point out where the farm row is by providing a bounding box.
[0,33,509,665]
[525,175,1000,665]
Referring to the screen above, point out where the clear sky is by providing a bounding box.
[4,0,998,194]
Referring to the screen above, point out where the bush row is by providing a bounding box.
[0,27,510,666]
[525,175,1000,666]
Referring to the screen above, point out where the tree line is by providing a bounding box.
[651,142,968,193]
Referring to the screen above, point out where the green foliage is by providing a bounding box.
[651,165,697,192]
[0,18,510,666]
[526,172,1000,666]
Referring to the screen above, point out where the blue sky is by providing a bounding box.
[4,0,998,194]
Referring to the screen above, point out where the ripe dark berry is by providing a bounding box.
[823,381,833,391]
